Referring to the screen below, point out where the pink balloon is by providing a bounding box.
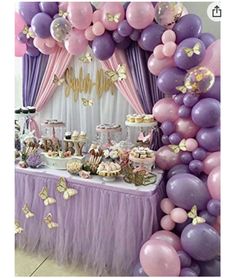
[68,2,93,30]
[155,146,181,170]
[64,29,88,55]
[92,22,105,36]
[170,208,188,224]
[162,41,177,57]
[92,10,102,23]
[153,45,165,60]
[207,166,220,200]
[203,151,220,175]
[213,216,220,234]
[126,2,154,29]
[150,230,182,251]
[160,198,175,214]
[33,37,58,55]
[101,3,125,31]
[15,12,26,36]
[162,30,176,44]
[84,26,95,41]
[152,97,179,123]
[140,239,181,276]
[58,2,68,11]
[148,54,175,76]
[175,118,200,139]
[200,39,220,76]
[185,138,198,152]
[15,38,27,57]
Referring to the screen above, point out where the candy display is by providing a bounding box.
[66,159,83,175]
[97,161,121,181]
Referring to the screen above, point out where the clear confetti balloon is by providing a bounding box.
[185,66,215,94]
[155,2,184,28]
[50,17,72,42]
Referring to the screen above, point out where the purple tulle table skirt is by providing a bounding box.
[15,168,165,276]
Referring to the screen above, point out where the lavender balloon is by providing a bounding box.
[160,121,175,135]
[130,29,141,41]
[200,76,220,101]
[173,14,202,44]
[166,173,210,210]
[197,256,220,276]
[162,135,170,145]
[178,105,191,118]
[199,210,216,226]
[167,164,190,179]
[196,126,220,152]
[181,223,220,261]
[189,160,203,175]
[174,38,206,70]
[92,32,115,60]
[199,32,216,48]
[157,67,186,95]
[169,132,182,145]
[207,199,220,217]
[180,268,197,276]
[18,2,41,25]
[31,12,52,38]
[17,32,27,44]
[177,250,192,267]
[183,94,199,107]
[39,2,58,17]
[26,45,40,57]
[190,262,201,276]
[112,31,125,43]
[174,94,184,105]
[118,20,133,37]
[180,151,193,164]
[192,148,207,161]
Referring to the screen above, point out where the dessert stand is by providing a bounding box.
[96,125,122,147]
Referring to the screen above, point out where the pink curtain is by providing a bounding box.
[100,49,144,114]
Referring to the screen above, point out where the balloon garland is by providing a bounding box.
[15,2,220,276]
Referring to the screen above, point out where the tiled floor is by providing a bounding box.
[15,249,93,276]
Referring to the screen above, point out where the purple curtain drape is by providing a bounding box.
[22,53,49,106]
[126,43,164,150]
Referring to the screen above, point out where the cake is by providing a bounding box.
[27,106,36,113]
[135,115,144,123]
[72,130,79,141]
[21,107,29,114]
[65,131,72,140]
[97,161,121,177]
[143,114,154,123]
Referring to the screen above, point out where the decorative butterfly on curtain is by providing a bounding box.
[188,205,206,225]
[138,130,153,143]
[15,221,24,234]
[39,186,56,206]
[22,204,34,219]
[43,213,58,229]
[79,53,93,63]
[184,42,201,57]
[169,139,187,154]
[81,98,94,107]
[106,13,121,23]
[53,74,65,86]
[56,177,78,200]
[105,64,127,82]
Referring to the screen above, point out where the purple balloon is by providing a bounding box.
[190,262,201,275]
[207,199,220,217]
[167,164,190,179]
[199,32,216,48]
[161,135,170,145]
[139,23,166,51]
[18,2,41,25]
[196,126,220,152]
[178,105,191,118]
[118,20,133,37]
[175,218,191,235]
[180,151,193,164]
[130,29,141,41]
[199,210,216,226]
[183,94,199,107]
[160,121,175,135]
[189,160,203,176]
[181,223,220,261]
[39,2,58,17]
[173,14,202,44]
[157,67,186,95]
[180,268,197,276]
[31,12,52,38]
[177,250,192,267]
[133,261,148,276]
[26,44,40,57]
[17,32,27,44]
[92,32,115,60]
[174,94,184,105]
[174,38,206,70]
[197,256,220,276]
[26,37,34,48]
[116,37,132,49]
[169,132,182,145]
[200,77,220,101]
[191,98,220,128]
[192,148,207,161]
[166,173,211,210]
[123,2,130,11]
[112,31,125,43]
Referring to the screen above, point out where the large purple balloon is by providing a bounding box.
[139,23,166,52]
[166,173,210,210]
[197,256,220,276]
[181,223,220,261]
[173,14,202,44]
[167,164,190,180]
[200,76,220,101]
[39,2,58,17]
[157,67,186,95]
[118,20,133,37]
[191,98,220,128]
[199,32,216,48]
[31,12,52,38]
[92,32,115,60]
[18,2,41,25]
[196,126,220,152]
[174,38,206,70]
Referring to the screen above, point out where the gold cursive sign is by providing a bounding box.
[64,67,116,102]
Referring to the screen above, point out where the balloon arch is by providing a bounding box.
[15,2,220,277]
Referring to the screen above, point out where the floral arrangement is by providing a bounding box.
[26,149,42,168]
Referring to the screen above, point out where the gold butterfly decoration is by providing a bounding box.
[188,205,206,225]
[39,186,56,206]
[56,177,78,200]
[53,74,65,86]
[15,221,23,234]
[169,139,187,154]
[22,204,34,219]
[58,9,69,18]
[79,53,93,64]
[184,42,201,57]
[43,213,58,229]
[105,64,127,83]
[22,26,35,39]
[176,85,188,94]
[81,98,94,107]
[106,13,121,23]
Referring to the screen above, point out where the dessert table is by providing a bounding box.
[15,166,166,276]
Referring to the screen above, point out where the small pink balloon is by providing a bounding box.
[152,97,179,123]
[64,29,88,55]
[160,198,175,214]
[153,44,165,60]
[101,2,125,31]
[150,230,182,251]
[92,21,105,36]
[148,54,175,76]
[160,215,176,231]
[162,41,177,57]
[92,10,102,24]
[185,138,199,152]
[170,208,188,224]
[175,118,200,139]
[85,26,95,41]
[33,36,58,55]
[203,151,220,175]
[162,30,176,44]
[207,166,220,200]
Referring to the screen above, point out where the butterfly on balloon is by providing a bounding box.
[184,42,201,57]
[187,205,206,225]
[106,13,121,23]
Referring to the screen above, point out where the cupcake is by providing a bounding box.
[135,115,144,123]
[79,131,87,140]
[21,107,29,114]
[72,130,79,141]
[27,106,36,113]
[143,115,152,123]
[127,114,135,123]
[15,108,21,114]
[65,131,72,140]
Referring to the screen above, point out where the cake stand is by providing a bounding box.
[96,126,122,148]
[41,122,65,146]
